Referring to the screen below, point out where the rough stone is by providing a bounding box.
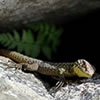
[0,56,100,100]
[0,0,100,30]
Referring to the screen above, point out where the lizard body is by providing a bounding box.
[0,49,95,78]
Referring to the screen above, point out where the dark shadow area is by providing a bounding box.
[52,9,100,73]
[0,9,99,73]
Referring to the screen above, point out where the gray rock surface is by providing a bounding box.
[0,0,100,30]
[0,56,100,100]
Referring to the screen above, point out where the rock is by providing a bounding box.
[0,0,100,30]
[0,56,53,100]
[0,56,100,100]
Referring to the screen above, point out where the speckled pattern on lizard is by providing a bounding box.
[0,49,95,78]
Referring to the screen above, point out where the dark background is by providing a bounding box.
[0,9,99,73]
[52,9,99,73]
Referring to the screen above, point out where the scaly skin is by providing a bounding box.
[0,49,95,78]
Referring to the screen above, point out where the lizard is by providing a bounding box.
[0,49,95,78]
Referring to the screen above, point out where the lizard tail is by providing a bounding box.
[0,49,33,63]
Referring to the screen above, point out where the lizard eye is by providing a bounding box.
[77,59,86,65]
[81,60,86,67]
[77,59,87,70]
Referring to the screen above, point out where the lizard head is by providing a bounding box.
[73,59,95,78]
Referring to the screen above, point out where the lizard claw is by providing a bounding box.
[56,80,65,89]
[49,79,65,96]
[5,63,22,70]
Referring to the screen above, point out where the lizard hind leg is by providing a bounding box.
[5,62,39,72]
[20,63,39,72]
[4,62,23,71]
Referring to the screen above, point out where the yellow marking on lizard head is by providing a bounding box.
[73,59,95,78]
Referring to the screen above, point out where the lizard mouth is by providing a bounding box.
[73,59,95,78]
[74,67,94,78]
